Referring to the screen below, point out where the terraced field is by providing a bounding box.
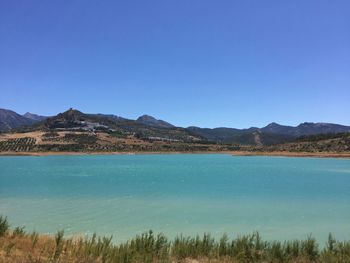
[0,137,36,152]
[0,131,233,153]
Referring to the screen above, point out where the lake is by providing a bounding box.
[0,154,349,243]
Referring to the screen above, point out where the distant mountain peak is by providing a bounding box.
[23,112,47,121]
[265,122,282,127]
[261,122,294,134]
[298,122,313,126]
[136,115,174,128]
[299,122,331,127]
[53,108,85,122]
[137,114,154,120]
[65,108,81,114]
[0,108,36,131]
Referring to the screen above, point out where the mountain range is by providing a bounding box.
[0,109,42,131]
[1,108,350,146]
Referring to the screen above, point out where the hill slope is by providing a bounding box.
[0,109,36,131]
[243,132,350,153]
[187,126,293,145]
[136,115,174,128]
[261,122,350,136]
[42,108,203,142]
[188,122,350,145]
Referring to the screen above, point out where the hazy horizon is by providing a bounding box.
[1,1,349,128]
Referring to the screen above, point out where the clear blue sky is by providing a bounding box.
[0,1,349,128]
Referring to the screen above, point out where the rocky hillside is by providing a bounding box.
[0,109,36,131]
[0,109,48,131]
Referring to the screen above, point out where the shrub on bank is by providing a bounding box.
[0,215,350,262]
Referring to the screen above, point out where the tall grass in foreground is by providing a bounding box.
[1,216,350,262]
[0,216,9,237]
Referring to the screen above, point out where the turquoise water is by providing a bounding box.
[0,154,350,243]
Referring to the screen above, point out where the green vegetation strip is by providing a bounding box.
[1,216,350,262]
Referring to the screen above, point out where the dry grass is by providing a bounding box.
[0,222,350,263]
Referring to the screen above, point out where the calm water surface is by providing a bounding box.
[0,154,349,242]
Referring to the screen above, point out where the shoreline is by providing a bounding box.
[231,151,350,158]
[0,150,350,158]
